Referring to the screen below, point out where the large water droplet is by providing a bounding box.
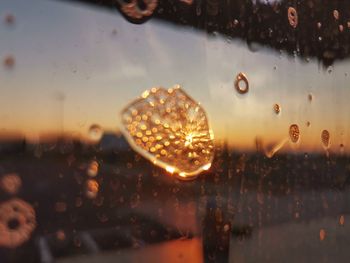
[289,124,300,143]
[121,85,214,180]
[234,72,249,94]
[0,199,36,248]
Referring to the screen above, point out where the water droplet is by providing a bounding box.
[88,124,103,142]
[287,7,298,28]
[56,230,66,241]
[121,85,214,180]
[223,224,230,232]
[317,22,322,29]
[0,173,22,195]
[289,124,300,143]
[308,93,313,102]
[340,143,345,153]
[319,229,326,241]
[339,215,345,226]
[87,160,99,177]
[119,0,158,20]
[75,197,83,207]
[130,193,140,208]
[3,13,15,25]
[111,29,117,35]
[321,130,330,149]
[3,55,15,69]
[256,137,288,158]
[0,199,36,248]
[196,5,201,16]
[327,66,333,74]
[306,121,311,127]
[234,72,249,94]
[180,0,193,5]
[97,212,109,223]
[55,202,67,213]
[85,179,99,199]
[273,104,281,114]
[74,237,81,247]
[333,10,339,20]
[339,24,344,32]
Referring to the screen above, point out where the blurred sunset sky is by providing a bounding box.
[1,0,350,153]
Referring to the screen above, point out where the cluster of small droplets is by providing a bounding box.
[121,86,214,179]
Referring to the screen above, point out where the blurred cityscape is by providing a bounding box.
[0,132,350,262]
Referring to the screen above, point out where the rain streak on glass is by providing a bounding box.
[273,103,281,114]
[0,199,36,248]
[234,72,249,94]
[88,124,103,142]
[289,124,300,143]
[120,85,214,180]
[321,130,330,148]
[288,7,298,28]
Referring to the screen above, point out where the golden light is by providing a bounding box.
[120,85,215,180]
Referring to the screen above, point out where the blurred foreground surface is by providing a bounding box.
[1,136,350,262]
